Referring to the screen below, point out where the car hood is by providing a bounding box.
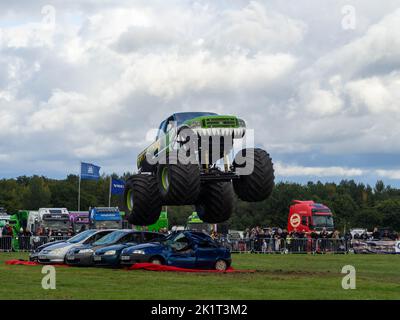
[123,242,163,254]
[95,242,137,253]
[34,240,66,252]
[41,242,74,252]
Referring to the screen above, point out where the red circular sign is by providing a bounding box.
[290,214,301,228]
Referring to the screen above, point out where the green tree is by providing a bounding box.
[376,199,400,231]
[22,176,51,210]
[331,193,359,231]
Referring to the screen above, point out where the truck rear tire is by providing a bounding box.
[233,148,274,202]
[123,174,162,226]
[196,182,234,223]
[157,154,200,205]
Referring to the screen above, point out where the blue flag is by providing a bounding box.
[111,178,125,195]
[81,162,101,180]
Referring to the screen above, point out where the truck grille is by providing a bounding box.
[202,117,238,128]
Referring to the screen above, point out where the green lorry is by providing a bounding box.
[186,212,213,233]
[3,210,29,251]
[124,112,275,226]
[135,211,168,232]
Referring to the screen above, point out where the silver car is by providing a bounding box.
[37,229,114,264]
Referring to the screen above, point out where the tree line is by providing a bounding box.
[0,175,399,232]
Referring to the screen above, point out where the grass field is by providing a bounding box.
[0,252,399,300]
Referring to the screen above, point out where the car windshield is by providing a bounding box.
[93,230,127,245]
[173,112,217,126]
[189,232,215,244]
[166,233,190,251]
[67,230,97,243]
[312,215,334,228]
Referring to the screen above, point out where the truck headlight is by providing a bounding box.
[133,250,145,255]
[104,250,116,256]
[79,249,93,254]
[189,120,202,128]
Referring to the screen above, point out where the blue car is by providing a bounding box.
[93,231,166,267]
[120,231,231,270]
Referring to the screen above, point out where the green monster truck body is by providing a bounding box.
[124,112,274,226]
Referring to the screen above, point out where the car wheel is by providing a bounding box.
[215,259,228,271]
[149,257,163,265]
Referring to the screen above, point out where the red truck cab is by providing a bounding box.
[287,200,334,233]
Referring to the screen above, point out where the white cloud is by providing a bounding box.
[346,73,400,114]
[0,1,399,183]
[311,8,400,80]
[117,51,296,100]
[210,1,307,52]
[375,169,400,180]
[303,86,343,116]
[275,162,364,177]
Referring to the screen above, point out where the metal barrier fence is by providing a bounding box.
[0,236,395,254]
[0,236,71,252]
[219,238,349,254]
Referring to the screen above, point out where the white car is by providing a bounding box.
[34,229,114,264]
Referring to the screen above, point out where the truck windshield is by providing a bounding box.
[174,112,217,125]
[43,220,71,230]
[75,221,89,224]
[312,215,334,228]
[186,223,212,233]
[93,221,121,229]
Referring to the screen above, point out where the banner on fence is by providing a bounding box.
[351,240,399,254]
[396,241,400,253]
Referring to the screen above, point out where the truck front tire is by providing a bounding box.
[196,182,234,223]
[157,155,200,205]
[233,148,274,202]
[123,174,162,226]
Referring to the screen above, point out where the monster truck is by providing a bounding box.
[123,112,274,225]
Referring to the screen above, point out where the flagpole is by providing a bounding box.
[78,162,81,211]
[108,176,112,207]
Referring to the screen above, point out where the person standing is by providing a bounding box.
[372,227,380,240]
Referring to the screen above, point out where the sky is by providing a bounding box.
[0,0,400,186]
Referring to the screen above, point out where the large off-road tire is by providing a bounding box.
[233,148,274,202]
[196,182,234,223]
[157,154,200,205]
[123,174,162,226]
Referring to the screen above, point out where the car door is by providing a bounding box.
[116,233,137,245]
[167,233,196,268]
[126,232,142,246]
[194,239,219,269]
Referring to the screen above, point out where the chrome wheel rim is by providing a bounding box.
[215,260,227,271]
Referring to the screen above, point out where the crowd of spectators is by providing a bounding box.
[351,227,398,241]
[219,226,399,253]
[1,221,399,253]
[235,226,342,253]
